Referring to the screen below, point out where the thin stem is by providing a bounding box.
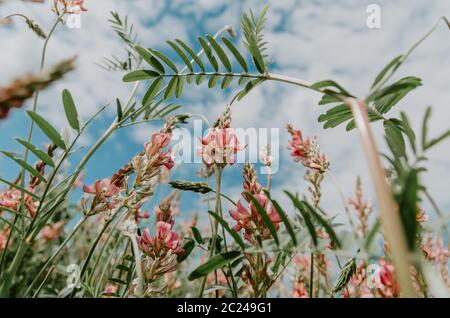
[0,13,63,289]
[32,266,55,298]
[210,189,236,207]
[327,170,359,242]
[423,189,450,242]
[370,17,449,95]
[128,233,144,297]
[197,168,222,298]
[24,215,89,296]
[70,215,116,297]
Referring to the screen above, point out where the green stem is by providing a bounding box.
[309,252,314,298]
[0,14,63,290]
[69,216,115,297]
[23,215,89,297]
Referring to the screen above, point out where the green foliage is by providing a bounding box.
[209,211,245,250]
[98,12,140,71]
[62,89,80,132]
[26,110,66,150]
[241,5,270,73]
[245,192,280,246]
[188,251,241,281]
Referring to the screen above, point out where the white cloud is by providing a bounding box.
[1,0,450,220]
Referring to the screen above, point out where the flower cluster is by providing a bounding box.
[53,0,88,14]
[81,178,121,216]
[422,234,450,287]
[197,106,243,168]
[0,188,39,217]
[291,256,310,298]
[341,260,373,298]
[229,163,281,243]
[287,124,329,172]
[41,221,64,241]
[81,118,178,219]
[198,128,243,167]
[135,201,184,297]
[349,177,372,237]
[376,258,398,298]
[138,221,184,259]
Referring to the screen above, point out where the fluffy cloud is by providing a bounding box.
[1,0,449,221]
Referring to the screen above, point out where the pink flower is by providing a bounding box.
[230,193,281,243]
[71,0,88,11]
[138,224,184,259]
[0,189,21,212]
[292,281,309,298]
[156,221,184,255]
[82,178,121,214]
[376,259,398,298]
[197,128,243,167]
[83,178,120,197]
[0,189,39,217]
[422,234,450,262]
[416,209,429,223]
[144,131,174,169]
[287,125,329,172]
[59,0,88,12]
[102,283,118,298]
[41,221,64,241]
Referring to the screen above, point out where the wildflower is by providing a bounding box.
[141,252,179,284]
[230,193,281,243]
[41,221,64,241]
[229,163,281,243]
[144,132,174,169]
[102,283,118,298]
[292,281,309,298]
[349,177,372,237]
[416,209,429,223]
[81,178,121,215]
[198,128,243,167]
[422,234,450,262]
[342,261,373,298]
[138,223,184,259]
[287,124,329,172]
[0,189,39,217]
[155,203,174,227]
[54,0,88,13]
[291,256,311,298]
[242,162,262,195]
[83,178,121,197]
[376,258,398,298]
[421,234,450,286]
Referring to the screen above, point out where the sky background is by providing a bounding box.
[1,0,450,232]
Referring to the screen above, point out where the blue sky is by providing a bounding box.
[1,0,450,227]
